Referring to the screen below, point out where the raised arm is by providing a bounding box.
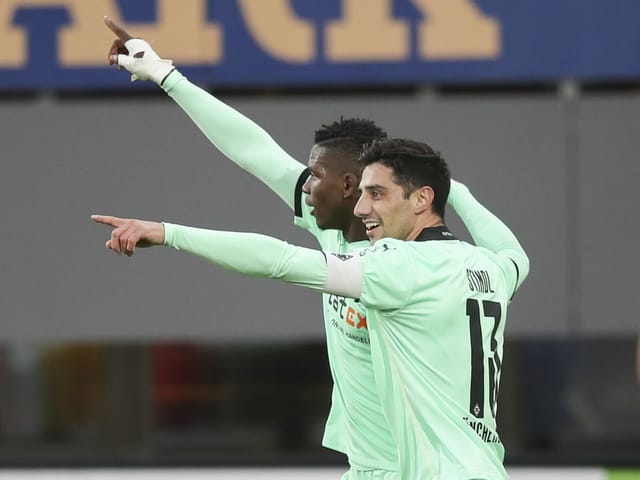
[104,17,305,209]
[447,180,530,293]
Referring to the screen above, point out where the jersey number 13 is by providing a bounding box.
[467,298,502,419]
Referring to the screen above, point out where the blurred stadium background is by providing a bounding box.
[0,1,638,478]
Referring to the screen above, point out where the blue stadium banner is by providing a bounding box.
[0,0,639,90]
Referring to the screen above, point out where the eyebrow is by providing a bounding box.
[358,184,387,193]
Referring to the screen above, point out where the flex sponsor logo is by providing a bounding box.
[327,294,369,343]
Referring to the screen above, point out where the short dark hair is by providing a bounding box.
[314,117,387,158]
[359,138,451,219]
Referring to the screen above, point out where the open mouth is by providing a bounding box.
[364,221,380,235]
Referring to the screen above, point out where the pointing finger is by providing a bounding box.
[103,16,133,42]
[91,214,125,228]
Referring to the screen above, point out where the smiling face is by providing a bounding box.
[353,163,418,243]
[301,144,358,231]
[355,138,450,243]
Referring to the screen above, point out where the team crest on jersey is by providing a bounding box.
[331,253,354,261]
[359,242,395,256]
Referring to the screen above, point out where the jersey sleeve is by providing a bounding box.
[163,223,327,290]
[162,71,306,209]
[447,180,530,297]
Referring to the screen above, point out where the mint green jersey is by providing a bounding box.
[357,227,519,480]
[162,169,528,479]
[161,71,526,477]
[294,178,399,472]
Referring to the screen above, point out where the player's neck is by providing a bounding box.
[344,218,369,243]
[406,214,445,241]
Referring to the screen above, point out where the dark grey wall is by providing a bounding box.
[1,87,638,340]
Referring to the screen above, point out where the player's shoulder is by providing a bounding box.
[358,238,410,273]
[359,237,404,256]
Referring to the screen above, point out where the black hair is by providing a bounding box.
[359,138,451,219]
[314,117,387,159]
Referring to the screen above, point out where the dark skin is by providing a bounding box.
[103,17,368,245]
[302,145,368,243]
[104,16,134,65]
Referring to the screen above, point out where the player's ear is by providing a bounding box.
[414,186,434,214]
[343,172,360,198]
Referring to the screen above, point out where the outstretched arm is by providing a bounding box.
[447,180,530,294]
[104,17,305,209]
[91,215,363,297]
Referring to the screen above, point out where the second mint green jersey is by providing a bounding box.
[358,227,518,480]
[294,174,399,472]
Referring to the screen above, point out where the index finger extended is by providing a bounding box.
[103,16,133,41]
[91,214,125,228]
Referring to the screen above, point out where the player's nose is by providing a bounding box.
[353,194,369,218]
